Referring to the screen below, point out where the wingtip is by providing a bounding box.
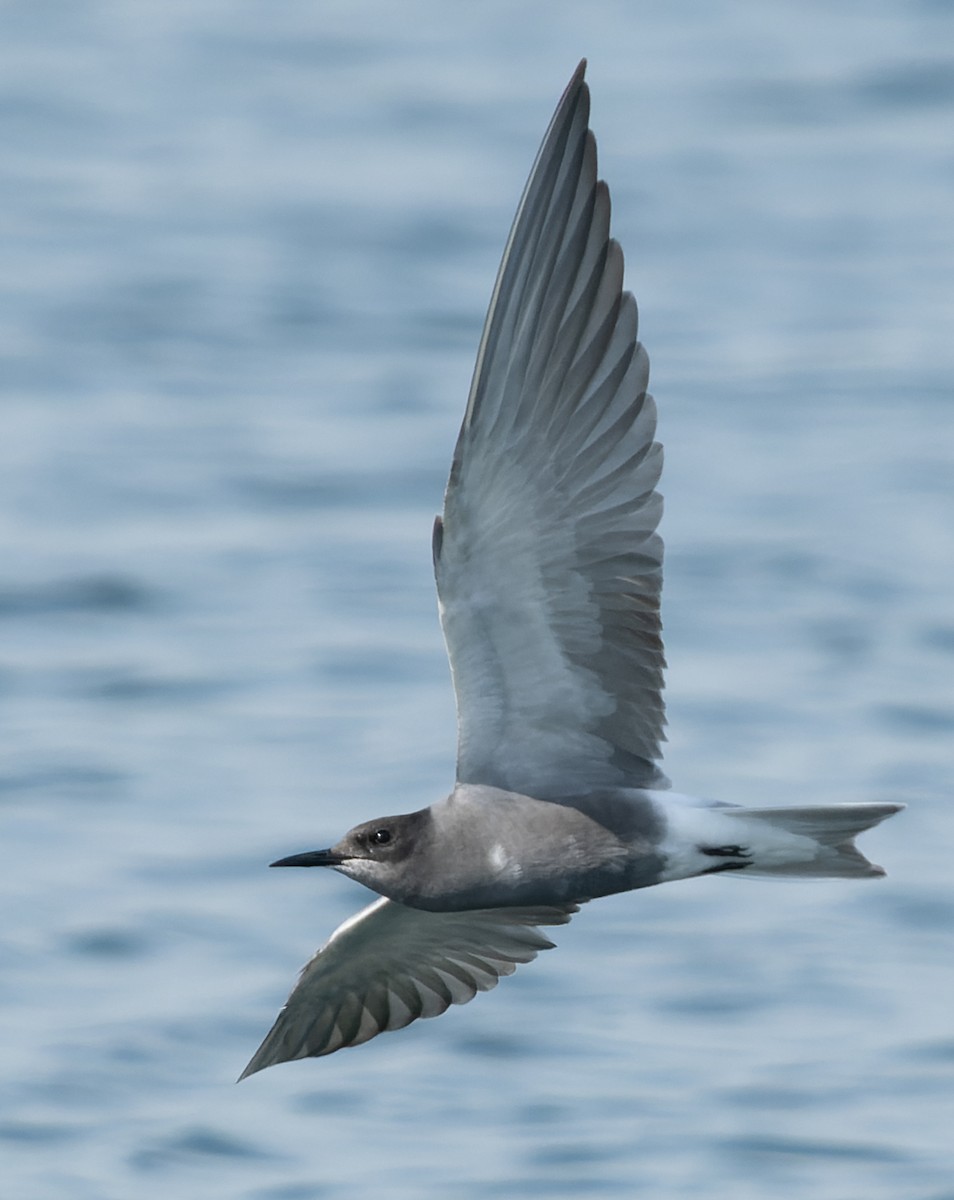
[555,60,588,112]
[236,1048,266,1081]
[568,58,588,99]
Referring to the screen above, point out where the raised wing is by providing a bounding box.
[240,898,577,1076]
[434,60,668,799]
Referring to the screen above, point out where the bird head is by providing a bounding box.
[270,808,433,903]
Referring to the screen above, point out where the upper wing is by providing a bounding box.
[434,61,668,799]
[239,897,576,1077]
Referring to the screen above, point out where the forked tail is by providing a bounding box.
[720,802,904,878]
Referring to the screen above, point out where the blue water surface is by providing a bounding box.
[2,2,953,1198]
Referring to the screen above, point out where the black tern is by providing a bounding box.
[240,60,902,1079]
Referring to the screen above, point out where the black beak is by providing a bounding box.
[269,849,344,868]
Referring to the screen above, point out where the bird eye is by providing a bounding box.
[370,828,391,846]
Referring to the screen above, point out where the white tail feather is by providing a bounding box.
[721,802,904,879]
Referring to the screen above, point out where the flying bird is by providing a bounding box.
[240,60,901,1079]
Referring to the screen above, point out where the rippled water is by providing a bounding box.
[2,3,953,1198]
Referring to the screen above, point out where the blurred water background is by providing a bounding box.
[2,2,953,1197]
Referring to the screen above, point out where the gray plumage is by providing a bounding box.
[240,61,902,1079]
[239,900,576,1079]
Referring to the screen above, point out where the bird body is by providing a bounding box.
[239,61,902,1080]
[272,785,897,914]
